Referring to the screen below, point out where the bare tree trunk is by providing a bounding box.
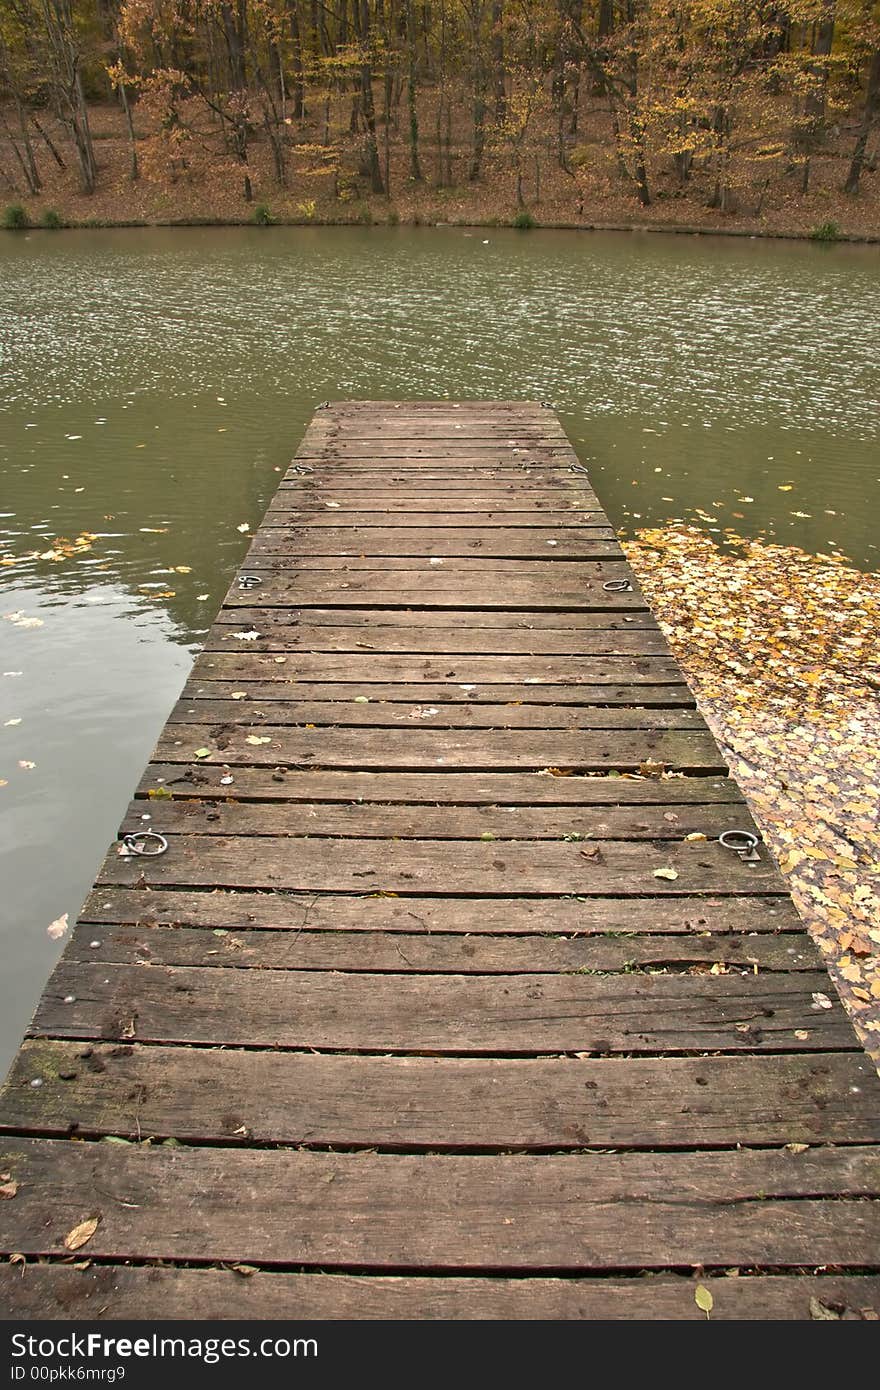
[405,0,423,178]
[40,0,97,193]
[31,114,66,169]
[116,60,139,182]
[1,113,38,194]
[287,1,305,120]
[355,0,385,193]
[845,48,880,194]
[16,99,41,191]
[491,0,505,122]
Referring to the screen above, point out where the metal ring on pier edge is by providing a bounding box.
[121,831,169,857]
[719,830,759,854]
[603,579,632,593]
[569,463,590,475]
[238,575,262,590]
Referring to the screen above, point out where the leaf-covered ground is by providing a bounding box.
[624,526,880,1068]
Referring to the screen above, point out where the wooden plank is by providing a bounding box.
[32,963,847,1052]
[275,485,598,498]
[121,800,756,843]
[220,576,648,611]
[60,922,823,973]
[2,1140,878,1268]
[80,888,802,935]
[4,1045,870,1148]
[246,530,622,558]
[294,446,580,458]
[265,509,607,527]
[179,680,697,706]
[154,725,725,772]
[139,768,738,805]
[212,607,661,630]
[166,700,700,729]
[188,655,680,686]
[200,629,668,657]
[99,833,787,896]
[230,557,633,576]
[266,493,600,507]
[3,1265,877,1321]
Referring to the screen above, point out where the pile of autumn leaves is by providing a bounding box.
[625,526,880,1066]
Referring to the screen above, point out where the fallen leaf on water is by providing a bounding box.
[17,761,35,770]
[624,524,880,1062]
[4,612,43,629]
[173,566,192,574]
[63,1216,99,1251]
[46,913,69,940]
[236,523,250,533]
[4,718,22,727]
[694,1285,713,1317]
[654,867,679,881]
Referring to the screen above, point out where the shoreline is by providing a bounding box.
[3,212,879,245]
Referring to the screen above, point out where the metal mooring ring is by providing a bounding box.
[603,579,633,593]
[121,831,169,857]
[719,830,759,853]
[719,829,761,862]
[569,463,590,475]
[238,575,262,590]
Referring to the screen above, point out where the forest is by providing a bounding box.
[1,1,879,231]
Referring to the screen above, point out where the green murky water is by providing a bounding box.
[1,225,878,1075]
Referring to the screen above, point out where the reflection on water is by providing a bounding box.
[1,226,878,1074]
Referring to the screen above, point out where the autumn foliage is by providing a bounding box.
[0,1,879,222]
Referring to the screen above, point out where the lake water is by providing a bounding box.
[1,225,878,1076]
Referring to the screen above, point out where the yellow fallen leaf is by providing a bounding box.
[653,867,679,881]
[63,1216,99,1251]
[193,748,212,759]
[694,1285,713,1317]
[245,735,272,746]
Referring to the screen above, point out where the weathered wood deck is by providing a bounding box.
[2,401,879,1321]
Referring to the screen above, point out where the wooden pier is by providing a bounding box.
[2,401,879,1321]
